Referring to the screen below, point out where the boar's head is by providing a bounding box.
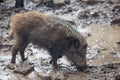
[65,36,88,71]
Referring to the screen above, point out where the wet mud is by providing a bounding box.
[0,0,120,80]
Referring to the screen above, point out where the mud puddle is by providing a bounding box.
[87,25,120,66]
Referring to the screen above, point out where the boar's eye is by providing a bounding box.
[74,39,80,48]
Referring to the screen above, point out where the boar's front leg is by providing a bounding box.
[50,55,58,68]
[49,46,64,68]
[49,50,59,68]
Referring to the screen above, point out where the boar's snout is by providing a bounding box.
[65,36,88,71]
[73,54,87,71]
[76,59,87,71]
[72,44,87,71]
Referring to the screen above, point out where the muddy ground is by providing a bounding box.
[0,0,120,80]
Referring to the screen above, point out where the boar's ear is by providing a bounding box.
[73,39,80,48]
[66,36,80,48]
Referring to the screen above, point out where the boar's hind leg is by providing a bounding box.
[11,39,28,63]
[11,40,22,63]
[19,41,29,61]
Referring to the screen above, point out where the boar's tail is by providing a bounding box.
[9,29,14,40]
[8,21,14,40]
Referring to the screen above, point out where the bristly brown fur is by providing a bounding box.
[9,11,87,70]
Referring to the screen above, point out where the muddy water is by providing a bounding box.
[87,24,120,66]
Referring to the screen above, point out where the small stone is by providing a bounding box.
[63,7,72,13]
[110,51,116,55]
[111,18,120,26]
[54,0,65,5]
[91,12,99,17]
[76,10,88,19]
[67,7,72,12]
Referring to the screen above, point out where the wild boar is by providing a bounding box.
[9,11,88,70]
